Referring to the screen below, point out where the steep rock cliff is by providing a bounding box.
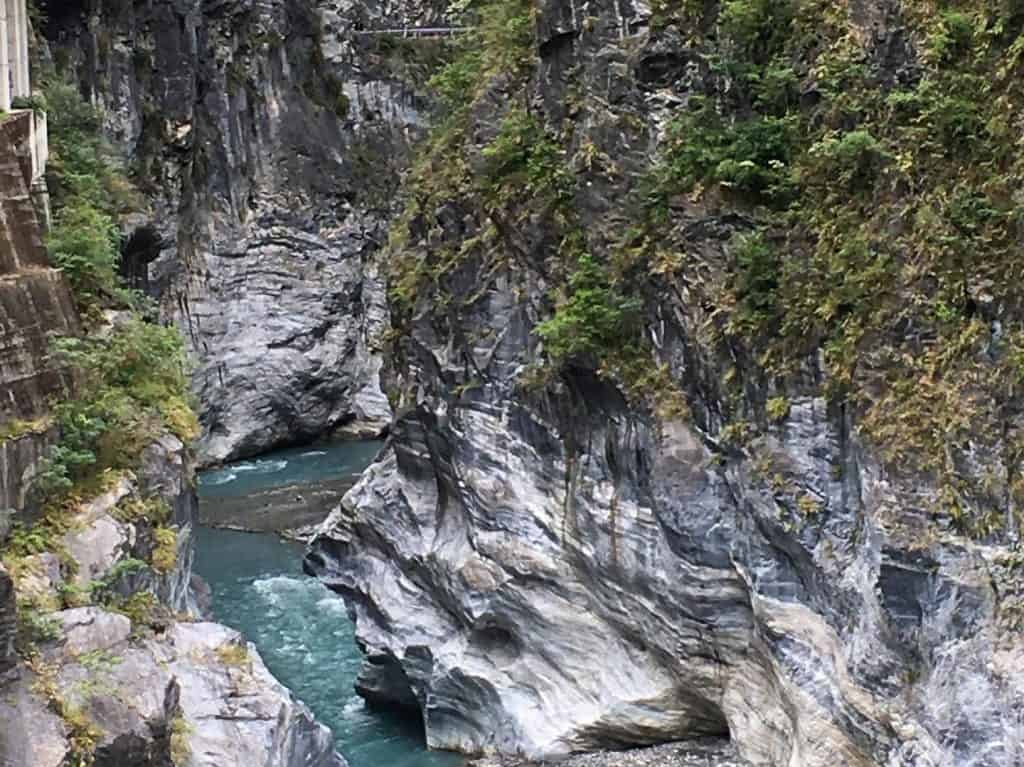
[0,108,79,515]
[43,0,450,463]
[307,0,1024,764]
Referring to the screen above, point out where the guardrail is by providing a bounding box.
[352,27,472,38]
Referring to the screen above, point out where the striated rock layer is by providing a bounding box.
[44,0,447,463]
[306,0,1024,765]
[0,109,79,514]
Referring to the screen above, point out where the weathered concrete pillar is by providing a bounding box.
[10,0,27,100]
[0,0,10,112]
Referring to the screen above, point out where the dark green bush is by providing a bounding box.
[35,318,198,499]
[42,80,142,313]
[804,130,888,191]
[536,255,643,363]
[730,231,780,331]
[481,109,573,205]
[660,97,796,203]
[719,0,794,64]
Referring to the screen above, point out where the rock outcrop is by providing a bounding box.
[0,429,347,767]
[306,0,1024,764]
[44,0,448,463]
[0,617,346,767]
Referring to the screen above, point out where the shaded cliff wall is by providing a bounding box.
[44,0,447,463]
[0,109,79,515]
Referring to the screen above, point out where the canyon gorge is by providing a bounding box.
[3,0,1024,765]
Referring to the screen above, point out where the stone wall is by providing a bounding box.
[0,0,31,112]
[0,109,78,514]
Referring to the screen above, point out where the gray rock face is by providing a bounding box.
[0,671,68,767]
[52,606,132,656]
[305,1,1024,765]
[0,613,346,767]
[309,371,1024,766]
[0,564,14,673]
[45,0,447,463]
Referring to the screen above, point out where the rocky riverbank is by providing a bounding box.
[1,432,347,767]
[469,740,746,767]
[199,476,358,536]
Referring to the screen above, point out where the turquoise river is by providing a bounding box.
[194,441,464,767]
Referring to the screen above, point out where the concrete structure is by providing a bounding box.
[0,0,46,225]
[0,0,30,113]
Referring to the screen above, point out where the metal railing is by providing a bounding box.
[352,27,472,38]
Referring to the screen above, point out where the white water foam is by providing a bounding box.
[201,470,237,486]
[234,458,289,474]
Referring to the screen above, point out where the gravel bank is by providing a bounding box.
[468,739,747,767]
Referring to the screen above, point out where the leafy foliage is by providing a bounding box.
[537,255,643,363]
[657,97,796,205]
[43,80,142,314]
[622,0,1024,533]
[480,109,573,206]
[34,319,197,500]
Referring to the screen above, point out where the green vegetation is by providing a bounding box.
[43,81,142,315]
[388,0,688,416]
[384,0,1024,534]
[655,97,796,205]
[106,591,160,632]
[169,715,193,766]
[26,78,199,508]
[536,254,642,362]
[33,319,198,500]
[619,0,1024,533]
[0,75,198,651]
[16,601,61,646]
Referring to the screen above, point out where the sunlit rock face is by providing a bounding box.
[306,0,1024,763]
[44,0,449,463]
[309,375,1024,766]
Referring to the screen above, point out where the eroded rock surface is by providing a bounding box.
[306,0,1024,764]
[44,0,448,462]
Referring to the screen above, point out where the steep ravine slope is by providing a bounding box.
[43,0,447,463]
[307,0,1024,765]
[1,41,346,764]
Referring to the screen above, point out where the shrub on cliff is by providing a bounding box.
[33,318,197,499]
[536,254,643,363]
[28,78,198,505]
[43,80,142,316]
